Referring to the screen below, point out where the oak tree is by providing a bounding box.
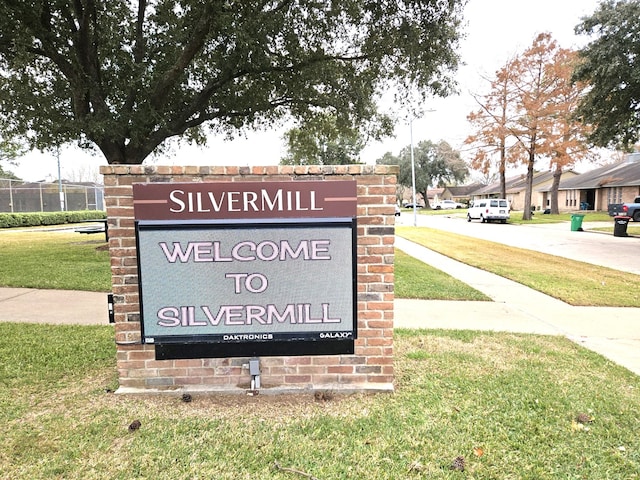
[279,112,392,165]
[0,0,466,165]
[0,138,24,179]
[377,139,468,208]
[573,0,640,150]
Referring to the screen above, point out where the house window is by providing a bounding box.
[607,188,622,205]
[566,190,577,207]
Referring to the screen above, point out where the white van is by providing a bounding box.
[467,199,510,223]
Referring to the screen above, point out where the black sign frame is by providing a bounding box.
[135,218,357,359]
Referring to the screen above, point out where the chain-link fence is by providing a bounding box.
[0,178,104,213]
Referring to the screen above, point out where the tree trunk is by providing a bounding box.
[549,164,562,214]
[499,140,507,199]
[421,189,431,210]
[522,155,535,220]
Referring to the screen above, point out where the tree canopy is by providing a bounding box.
[279,113,385,165]
[573,0,640,150]
[0,137,24,179]
[0,0,467,165]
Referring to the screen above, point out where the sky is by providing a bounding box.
[13,0,605,183]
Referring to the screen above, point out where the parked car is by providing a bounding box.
[433,199,464,210]
[403,203,424,209]
[608,196,640,221]
[467,199,510,223]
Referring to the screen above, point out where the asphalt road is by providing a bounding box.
[396,211,640,276]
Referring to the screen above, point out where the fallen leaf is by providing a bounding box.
[571,420,584,431]
[407,460,424,472]
[450,456,465,472]
[576,413,593,424]
[128,419,141,432]
[473,446,484,457]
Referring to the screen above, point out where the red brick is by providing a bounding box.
[284,375,311,384]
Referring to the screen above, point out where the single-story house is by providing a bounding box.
[547,153,640,212]
[400,187,455,207]
[448,183,484,207]
[469,170,578,211]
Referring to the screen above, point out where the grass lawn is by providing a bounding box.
[1,322,638,479]
[1,224,639,478]
[0,230,111,291]
[394,250,489,301]
[416,209,615,224]
[397,226,640,307]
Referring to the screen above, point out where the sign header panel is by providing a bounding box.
[133,180,357,221]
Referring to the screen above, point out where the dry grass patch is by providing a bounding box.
[398,226,640,306]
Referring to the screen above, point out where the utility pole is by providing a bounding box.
[57,147,65,211]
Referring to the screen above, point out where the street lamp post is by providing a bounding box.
[57,148,65,211]
[410,119,417,227]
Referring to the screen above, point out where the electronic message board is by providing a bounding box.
[133,181,357,359]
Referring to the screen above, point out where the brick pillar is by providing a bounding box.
[100,164,398,394]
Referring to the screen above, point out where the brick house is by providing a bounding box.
[470,171,578,211]
[550,153,640,212]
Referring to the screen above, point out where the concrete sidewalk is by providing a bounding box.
[0,287,109,325]
[394,237,640,376]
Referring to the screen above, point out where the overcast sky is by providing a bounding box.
[14,0,605,182]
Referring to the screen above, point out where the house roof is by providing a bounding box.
[471,170,578,195]
[507,171,558,193]
[471,172,545,195]
[448,183,484,196]
[558,156,640,190]
[426,187,446,199]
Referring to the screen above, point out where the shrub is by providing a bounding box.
[0,211,106,228]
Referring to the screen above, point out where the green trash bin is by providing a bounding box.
[570,213,585,231]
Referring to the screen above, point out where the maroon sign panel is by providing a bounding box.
[133,180,357,221]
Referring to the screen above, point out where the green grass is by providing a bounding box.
[0,230,111,291]
[394,250,489,301]
[509,211,613,224]
[397,226,640,307]
[0,323,638,479]
[591,224,640,235]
